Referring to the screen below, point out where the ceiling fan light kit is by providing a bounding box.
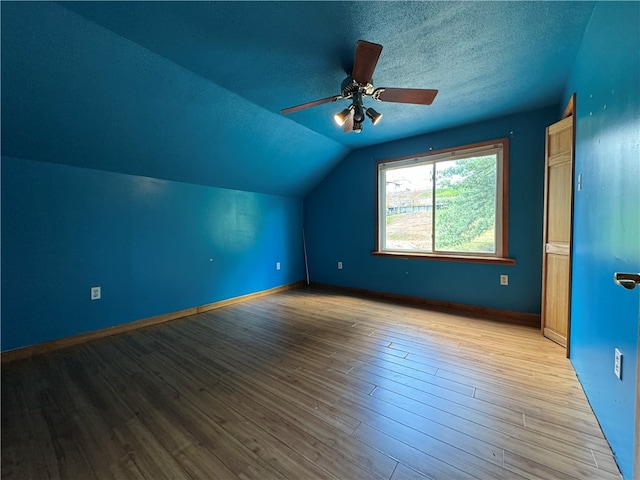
[334,106,353,127]
[366,107,383,125]
[282,40,438,134]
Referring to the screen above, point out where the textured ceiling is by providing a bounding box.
[2,2,596,197]
[60,1,595,147]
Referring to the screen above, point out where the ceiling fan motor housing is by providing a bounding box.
[340,77,375,99]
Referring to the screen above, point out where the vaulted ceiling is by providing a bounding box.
[1,2,595,197]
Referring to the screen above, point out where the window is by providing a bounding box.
[375,138,511,263]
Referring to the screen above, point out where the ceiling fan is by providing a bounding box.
[281,40,438,133]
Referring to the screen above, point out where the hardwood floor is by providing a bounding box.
[1,286,621,479]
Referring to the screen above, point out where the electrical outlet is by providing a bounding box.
[337,261,343,270]
[276,262,281,270]
[500,274,509,286]
[614,348,622,379]
[90,286,101,300]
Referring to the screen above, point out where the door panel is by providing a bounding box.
[547,162,572,243]
[542,254,570,345]
[548,126,573,156]
[541,115,574,348]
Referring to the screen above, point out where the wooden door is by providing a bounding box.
[541,114,574,348]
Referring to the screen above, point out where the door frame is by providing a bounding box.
[564,94,576,359]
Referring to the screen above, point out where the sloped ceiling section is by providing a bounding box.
[1,2,349,197]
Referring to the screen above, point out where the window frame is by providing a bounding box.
[373,138,514,265]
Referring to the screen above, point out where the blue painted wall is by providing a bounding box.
[564,3,640,478]
[304,106,558,314]
[1,157,303,352]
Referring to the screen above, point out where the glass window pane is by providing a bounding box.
[434,155,497,253]
[384,164,433,251]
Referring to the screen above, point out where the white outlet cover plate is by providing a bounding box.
[500,275,508,285]
[337,261,343,269]
[614,348,622,379]
[91,286,101,300]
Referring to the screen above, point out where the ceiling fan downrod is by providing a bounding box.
[352,91,365,133]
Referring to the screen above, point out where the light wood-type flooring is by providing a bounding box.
[1,286,622,479]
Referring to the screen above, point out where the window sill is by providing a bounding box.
[371,251,516,265]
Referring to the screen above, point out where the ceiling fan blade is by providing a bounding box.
[281,95,341,114]
[351,40,383,84]
[343,109,354,133]
[374,88,438,105]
